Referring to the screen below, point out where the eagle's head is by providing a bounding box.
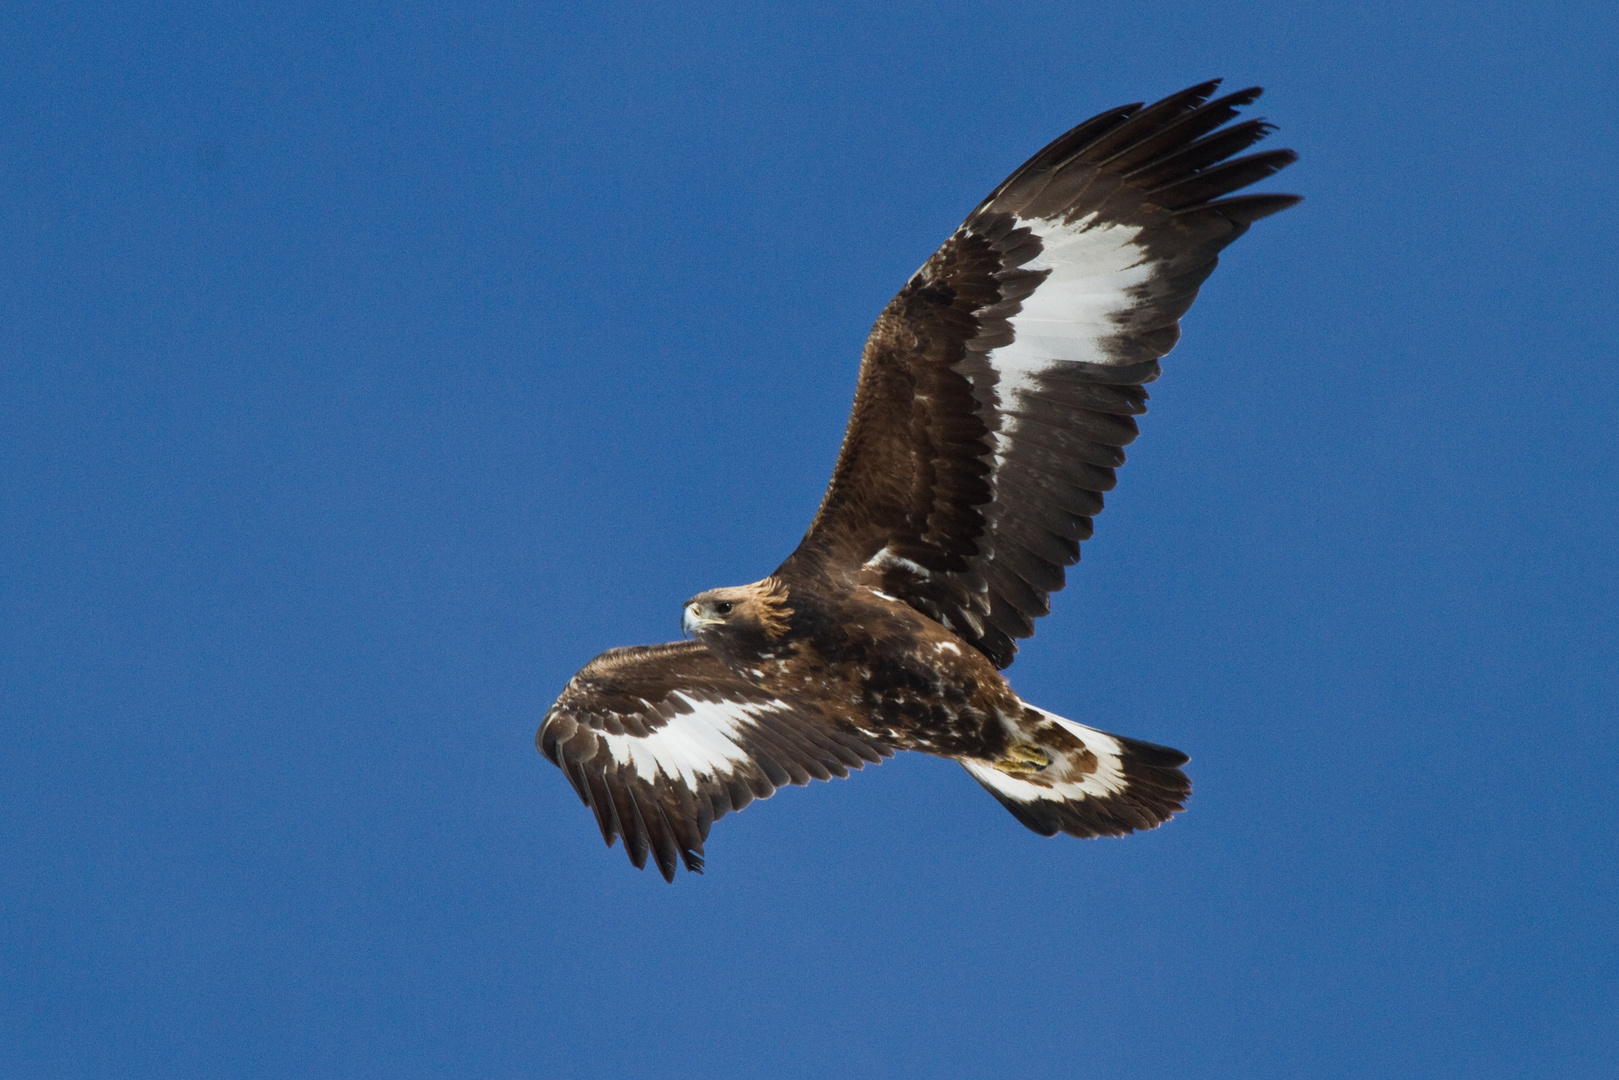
[683,576,793,643]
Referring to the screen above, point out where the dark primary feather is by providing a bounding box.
[538,641,890,881]
[782,80,1299,668]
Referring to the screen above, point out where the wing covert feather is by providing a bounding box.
[781,80,1299,667]
[537,641,890,880]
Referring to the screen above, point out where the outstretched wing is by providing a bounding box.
[537,640,890,880]
[782,81,1299,668]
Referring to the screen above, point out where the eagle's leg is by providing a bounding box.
[991,742,1052,776]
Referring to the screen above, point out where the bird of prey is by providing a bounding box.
[539,80,1299,880]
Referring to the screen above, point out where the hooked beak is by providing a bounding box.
[682,603,719,638]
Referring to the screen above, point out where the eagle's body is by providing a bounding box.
[539,81,1299,879]
[695,575,1012,760]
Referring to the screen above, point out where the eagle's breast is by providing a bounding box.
[747,583,1018,758]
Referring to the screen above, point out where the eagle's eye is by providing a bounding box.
[715,602,734,616]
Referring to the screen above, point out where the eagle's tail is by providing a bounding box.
[959,705,1189,838]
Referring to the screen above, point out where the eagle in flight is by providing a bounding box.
[539,81,1299,880]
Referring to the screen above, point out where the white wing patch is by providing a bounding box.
[597,692,788,787]
[998,213,1152,379]
[986,214,1153,466]
[864,546,932,579]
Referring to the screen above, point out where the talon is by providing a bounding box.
[992,742,1052,775]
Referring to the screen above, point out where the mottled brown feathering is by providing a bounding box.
[539,81,1298,879]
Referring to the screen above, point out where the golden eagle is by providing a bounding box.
[539,81,1299,880]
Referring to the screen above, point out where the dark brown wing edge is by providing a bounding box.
[780,80,1300,668]
[537,641,890,881]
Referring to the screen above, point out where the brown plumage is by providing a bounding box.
[539,81,1299,880]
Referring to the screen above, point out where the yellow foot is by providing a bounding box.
[992,741,1052,776]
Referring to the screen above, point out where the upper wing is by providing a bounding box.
[781,81,1299,668]
[537,640,890,880]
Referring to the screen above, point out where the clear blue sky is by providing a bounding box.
[3,2,1615,1077]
